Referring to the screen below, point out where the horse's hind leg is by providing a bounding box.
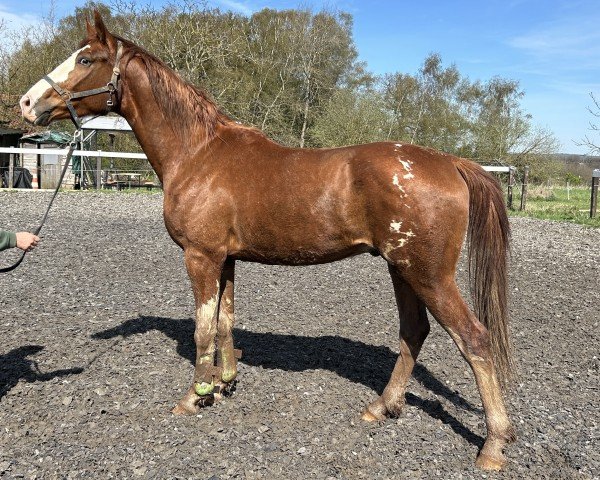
[412,278,515,470]
[362,264,429,421]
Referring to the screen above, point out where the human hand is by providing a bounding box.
[15,232,40,252]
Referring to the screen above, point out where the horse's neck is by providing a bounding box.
[117,59,213,184]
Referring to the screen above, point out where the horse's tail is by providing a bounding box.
[455,158,514,389]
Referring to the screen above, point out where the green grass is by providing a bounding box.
[508,184,600,227]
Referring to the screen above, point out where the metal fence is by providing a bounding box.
[0,146,158,190]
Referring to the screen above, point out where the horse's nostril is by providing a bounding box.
[19,95,31,111]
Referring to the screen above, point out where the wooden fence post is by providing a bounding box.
[519,166,529,211]
[591,169,600,218]
[507,167,516,210]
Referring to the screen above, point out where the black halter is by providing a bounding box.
[43,41,124,129]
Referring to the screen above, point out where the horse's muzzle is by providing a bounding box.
[20,94,38,124]
[20,95,53,125]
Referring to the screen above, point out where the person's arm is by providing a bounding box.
[0,230,17,251]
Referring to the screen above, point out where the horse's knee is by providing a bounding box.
[194,298,218,349]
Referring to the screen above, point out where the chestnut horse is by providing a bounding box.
[20,12,515,470]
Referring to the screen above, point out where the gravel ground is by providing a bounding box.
[0,190,598,479]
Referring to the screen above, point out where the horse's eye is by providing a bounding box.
[78,57,91,67]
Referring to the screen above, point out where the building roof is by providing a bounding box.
[81,115,133,132]
[20,131,73,145]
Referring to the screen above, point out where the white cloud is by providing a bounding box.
[213,0,254,16]
[0,3,41,31]
[508,8,600,66]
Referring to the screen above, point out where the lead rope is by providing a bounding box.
[0,134,80,273]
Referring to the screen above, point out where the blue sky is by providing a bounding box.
[2,0,599,153]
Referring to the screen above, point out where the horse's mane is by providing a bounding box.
[113,36,231,142]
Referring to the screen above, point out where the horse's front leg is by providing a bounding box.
[214,258,240,396]
[173,249,224,415]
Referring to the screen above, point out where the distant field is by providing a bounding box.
[508,184,600,227]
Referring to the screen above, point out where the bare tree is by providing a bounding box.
[576,93,600,154]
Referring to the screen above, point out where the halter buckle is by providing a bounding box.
[106,82,116,108]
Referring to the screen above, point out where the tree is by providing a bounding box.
[383,54,472,153]
[576,93,600,154]
[107,4,359,147]
[311,88,390,147]
[469,77,559,177]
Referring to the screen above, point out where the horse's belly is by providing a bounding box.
[231,238,375,266]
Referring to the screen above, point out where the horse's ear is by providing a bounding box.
[93,10,114,47]
[85,17,95,39]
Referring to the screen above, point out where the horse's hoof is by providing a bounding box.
[475,452,507,471]
[215,380,237,397]
[213,392,223,403]
[194,381,214,396]
[361,407,386,422]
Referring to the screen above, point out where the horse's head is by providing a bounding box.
[20,11,122,127]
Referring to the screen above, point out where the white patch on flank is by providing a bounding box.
[394,158,414,180]
[386,228,417,251]
[392,174,407,195]
[397,237,409,248]
[390,221,402,233]
[395,143,403,148]
[398,159,412,172]
[25,46,90,107]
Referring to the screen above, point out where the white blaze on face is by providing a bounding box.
[24,46,90,108]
